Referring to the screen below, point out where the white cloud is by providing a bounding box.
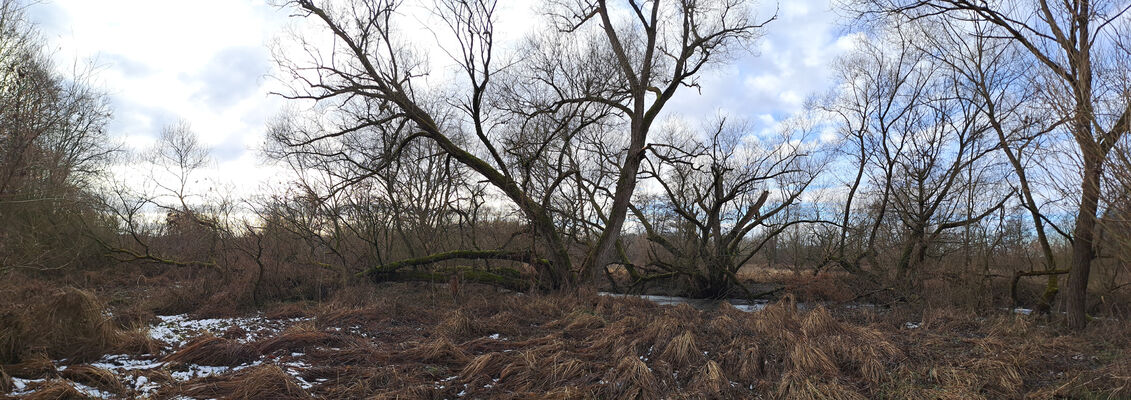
[29,0,290,198]
[28,0,852,199]
[662,0,852,136]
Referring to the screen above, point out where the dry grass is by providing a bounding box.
[42,288,132,361]
[659,330,703,368]
[5,280,1130,399]
[226,365,312,400]
[460,351,509,385]
[255,323,345,355]
[0,312,22,365]
[163,335,258,366]
[604,355,658,399]
[401,337,470,365]
[58,365,126,396]
[0,280,163,366]
[543,309,604,337]
[4,352,55,379]
[434,309,483,340]
[719,337,763,385]
[0,366,11,394]
[177,364,312,400]
[690,360,728,395]
[368,383,439,400]
[0,285,157,365]
[21,380,92,400]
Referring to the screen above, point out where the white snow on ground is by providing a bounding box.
[8,378,110,398]
[70,381,112,398]
[4,313,313,398]
[8,377,45,396]
[280,356,314,389]
[91,353,163,371]
[150,313,309,346]
[168,360,264,382]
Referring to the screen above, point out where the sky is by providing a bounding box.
[26,0,856,195]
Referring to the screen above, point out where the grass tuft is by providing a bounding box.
[59,364,126,395]
[435,309,483,340]
[605,355,658,399]
[22,379,93,400]
[256,324,345,355]
[719,338,763,384]
[178,364,312,400]
[659,330,702,368]
[163,335,258,366]
[225,364,312,400]
[5,352,55,379]
[690,360,729,395]
[402,337,470,365]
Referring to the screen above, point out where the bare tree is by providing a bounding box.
[819,29,927,279]
[821,26,1009,289]
[629,118,824,298]
[0,0,116,275]
[858,0,1131,330]
[911,16,1074,312]
[269,0,771,290]
[99,122,226,269]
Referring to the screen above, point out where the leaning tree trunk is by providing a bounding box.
[583,125,648,282]
[1067,152,1102,329]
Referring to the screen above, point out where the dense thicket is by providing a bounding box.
[0,0,115,276]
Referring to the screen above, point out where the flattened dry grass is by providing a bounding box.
[9,281,1125,399]
[163,335,258,366]
[255,323,347,355]
[177,364,311,400]
[460,352,509,385]
[22,379,92,400]
[59,364,126,395]
[401,337,470,365]
[252,284,1128,399]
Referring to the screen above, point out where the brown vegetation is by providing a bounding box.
[2,0,1131,397]
[0,367,10,394]
[163,336,257,367]
[0,276,1129,398]
[174,364,312,400]
[21,380,92,400]
[0,283,157,365]
[58,365,125,396]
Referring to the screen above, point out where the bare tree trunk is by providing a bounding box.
[584,141,646,281]
[1067,154,1102,329]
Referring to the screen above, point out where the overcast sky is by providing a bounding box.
[27,0,855,192]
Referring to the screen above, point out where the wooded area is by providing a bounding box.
[2,0,1131,398]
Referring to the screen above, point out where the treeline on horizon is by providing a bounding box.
[2,0,1130,330]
